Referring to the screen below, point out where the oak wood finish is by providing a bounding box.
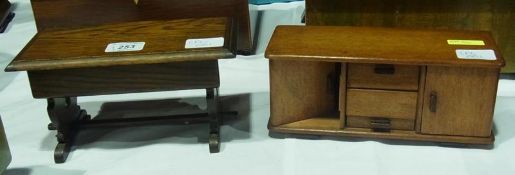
[346,89,418,120]
[269,60,338,126]
[347,63,420,91]
[415,67,427,132]
[266,26,504,68]
[6,18,234,71]
[28,61,219,98]
[4,15,237,161]
[305,0,515,72]
[266,26,503,145]
[0,0,10,28]
[30,0,252,54]
[421,66,499,137]
[339,63,347,128]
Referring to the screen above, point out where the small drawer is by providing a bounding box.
[346,116,414,131]
[346,89,418,120]
[347,63,420,91]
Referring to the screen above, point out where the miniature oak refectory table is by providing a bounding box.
[5,17,236,163]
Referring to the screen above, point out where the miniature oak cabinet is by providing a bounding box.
[5,17,235,163]
[4,0,252,163]
[265,25,504,145]
[305,0,515,72]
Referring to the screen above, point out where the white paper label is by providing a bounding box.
[185,37,224,49]
[105,42,145,52]
[456,49,497,60]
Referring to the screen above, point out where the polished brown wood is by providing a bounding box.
[415,67,427,132]
[305,0,515,72]
[421,66,499,137]
[346,89,418,120]
[266,25,503,145]
[28,61,219,98]
[266,26,504,68]
[269,60,338,126]
[347,63,420,91]
[6,18,234,71]
[4,17,237,162]
[30,0,252,54]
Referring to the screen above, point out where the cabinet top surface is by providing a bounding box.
[265,26,505,68]
[6,17,234,72]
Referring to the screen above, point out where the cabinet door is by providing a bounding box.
[421,66,499,137]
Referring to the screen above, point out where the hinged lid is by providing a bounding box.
[6,17,235,71]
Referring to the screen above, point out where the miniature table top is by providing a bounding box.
[6,17,234,72]
[265,25,505,68]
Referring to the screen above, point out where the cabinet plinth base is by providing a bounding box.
[268,118,494,145]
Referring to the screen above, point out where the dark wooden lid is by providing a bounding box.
[265,25,505,68]
[6,17,235,71]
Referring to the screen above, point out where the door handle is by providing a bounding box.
[430,91,437,112]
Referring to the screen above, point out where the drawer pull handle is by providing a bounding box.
[374,64,395,74]
[370,118,391,132]
[430,91,437,112]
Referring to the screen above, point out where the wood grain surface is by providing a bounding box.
[6,18,234,71]
[347,63,420,91]
[305,0,515,72]
[30,0,252,54]
[346,89,418,120]
[420,66,499,137]
[265,26,504,68]
[0,0,10,26]
[269,60,338,126]
[339,63,347,128]
[28,61,219,98]
[415,66,427,132]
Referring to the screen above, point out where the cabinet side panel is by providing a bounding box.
[421,66,499,137]
[269,60,337,126]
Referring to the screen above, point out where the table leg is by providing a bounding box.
[206,88,221,153]
[46,97,90,163]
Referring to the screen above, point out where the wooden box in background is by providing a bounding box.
[30,0,253,54]
[305,0,515,72]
